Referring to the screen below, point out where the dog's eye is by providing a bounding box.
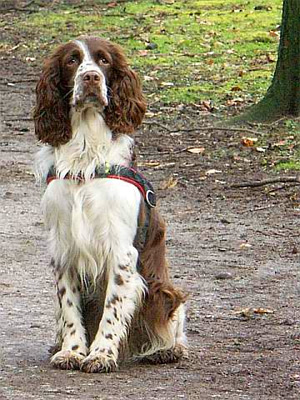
[98,55,109,65]
[67,56,79,66]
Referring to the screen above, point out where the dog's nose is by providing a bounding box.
[82,71,101,84]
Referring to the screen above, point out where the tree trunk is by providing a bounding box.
[234,0,300,123]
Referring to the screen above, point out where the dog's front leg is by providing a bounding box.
[51,267,88,370]
[81,246,145,373]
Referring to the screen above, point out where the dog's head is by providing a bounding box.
[34,36,146,146]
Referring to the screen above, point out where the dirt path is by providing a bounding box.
[1,56,300,400]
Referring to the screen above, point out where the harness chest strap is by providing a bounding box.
[46,165,156,208]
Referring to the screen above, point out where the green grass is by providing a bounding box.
[1,0,282,106]
[275,161,300,171]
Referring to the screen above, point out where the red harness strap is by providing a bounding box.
[47,174,146,199]
[46,165,156,208]
[106,174,146,198]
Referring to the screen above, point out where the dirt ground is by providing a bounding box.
[1,53,300,399]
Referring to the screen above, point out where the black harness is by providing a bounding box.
[47,164,156,208]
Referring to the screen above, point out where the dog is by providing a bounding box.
[33,36,187,373]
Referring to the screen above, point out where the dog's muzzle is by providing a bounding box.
[73,70,108,110]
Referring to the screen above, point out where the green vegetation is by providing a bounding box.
[2,0,282,107]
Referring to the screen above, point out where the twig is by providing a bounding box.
[143,121,261,136]
[169,128,202,133]
[267,183,299,193]
[230,176,300,189]
[171,126,261,135]
[240,204,278,214]
[143,120,172,132]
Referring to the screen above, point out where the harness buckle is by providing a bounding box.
[146,190,156,208]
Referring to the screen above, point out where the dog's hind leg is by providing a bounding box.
[138,302,188,364]
[134,208,188,364]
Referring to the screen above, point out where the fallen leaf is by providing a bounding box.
[200,100,214,112]
[273,140,286,147]
[138,50,149,57]
[144,75,155,81]
[145,111,156,118]
[233,307,274,318]
[269,30,279,38]
[160,82,174,87]
[240,243,252,249]
[256,146,266,153]
[226,98,244,106]
[233,308,252,317]
[138,161,160,167]
[253,307,274,314]
[206,169,222,175]
[206,58,214,65]
[160,176,178,190]
[231,85,242,92]
[241,137,258,147]
[187,147,205,154]
[266,53,275,62]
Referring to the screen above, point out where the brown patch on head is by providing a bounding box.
[67,323,74,328]
[70,329,76,336]
[33,41,82,146]
[72,345,79,351]
[67,299,73,307]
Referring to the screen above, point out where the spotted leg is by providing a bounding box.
[81,246,145,373]
[51,268,88,370]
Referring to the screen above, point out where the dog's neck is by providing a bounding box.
[54,108,134,179]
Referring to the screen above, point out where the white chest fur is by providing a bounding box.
[35,108,134,181]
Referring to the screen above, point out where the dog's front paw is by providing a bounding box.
[81,352,117,373]
[51,350,85,370]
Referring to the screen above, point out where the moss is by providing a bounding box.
[275,161,300,171]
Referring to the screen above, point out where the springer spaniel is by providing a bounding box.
[34,36,187,373]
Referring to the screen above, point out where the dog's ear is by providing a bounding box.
[33,48,72,147]
[104,45,146,134]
